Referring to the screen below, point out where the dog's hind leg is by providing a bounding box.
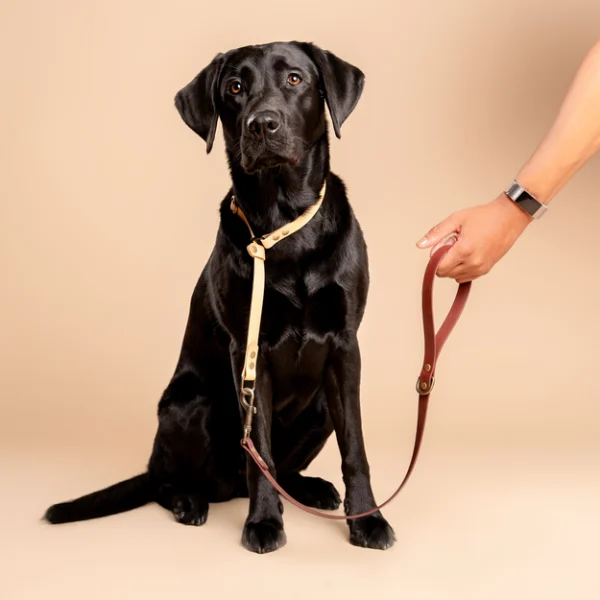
[155,483,209,526]
[272,392,341,510]
[148,368,214,526]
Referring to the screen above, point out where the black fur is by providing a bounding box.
[44,41,395,553]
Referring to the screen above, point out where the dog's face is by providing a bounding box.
[218,43,326,173]
[175,42,365,173]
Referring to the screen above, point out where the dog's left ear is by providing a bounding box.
[174,53,225,153]
[297,42,365,139]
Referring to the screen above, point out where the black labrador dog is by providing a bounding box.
[45,41,395,553]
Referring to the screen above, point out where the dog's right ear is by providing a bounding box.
[174,54,225,154]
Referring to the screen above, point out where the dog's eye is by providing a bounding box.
[230,81,242,94]
[287,73,302,86]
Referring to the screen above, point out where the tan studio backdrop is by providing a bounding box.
[1,1,599,599]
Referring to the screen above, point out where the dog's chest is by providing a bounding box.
[264,330,332,420]
[261,272,347,345]
[259,274,346,407]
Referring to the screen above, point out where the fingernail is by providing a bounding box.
[442,235,457,246]
[417,237,428,247]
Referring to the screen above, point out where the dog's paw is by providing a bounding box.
[280,474,341,510]
[348,514,396,550]
[172,493,209,526]
[242,519,287,554]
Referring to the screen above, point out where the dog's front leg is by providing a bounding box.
[325,334,396,550]
[230,345,286,554]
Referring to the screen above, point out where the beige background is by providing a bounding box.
[2,0,599,598]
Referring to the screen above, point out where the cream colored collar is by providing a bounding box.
[230,183,327,249]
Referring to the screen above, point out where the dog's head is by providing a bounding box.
[174,42,365,173]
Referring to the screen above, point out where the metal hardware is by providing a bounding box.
[241,386,257,439]
[416,377,435,395]
[240,386,256,412]
[505,181,548,219]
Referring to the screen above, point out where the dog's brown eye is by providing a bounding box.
[287,73,302,86]
[230,81,242,94]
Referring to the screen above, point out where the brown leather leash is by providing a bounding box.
[232,187,471,520]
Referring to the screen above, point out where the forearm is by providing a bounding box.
[515,40,600,205]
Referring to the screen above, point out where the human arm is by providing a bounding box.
[417,39,600,283]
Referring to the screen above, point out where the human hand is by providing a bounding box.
[416,193,533,283]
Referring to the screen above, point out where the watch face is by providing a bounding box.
[514,194,540,216]
[506,182,545,218]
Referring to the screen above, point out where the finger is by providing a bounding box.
[416,216,460,249]
[436,245,463,278]
[454,269,475,284]
[456,276,475,284]
[452,263,483,283]
[456,265,490,284]
[429,232,458,257]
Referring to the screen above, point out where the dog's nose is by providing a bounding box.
[246,111,281,137]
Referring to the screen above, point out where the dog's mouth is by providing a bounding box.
[242,153,299,174]
[240,139,300,174]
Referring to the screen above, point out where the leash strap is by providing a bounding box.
[231,184,327,435]
[233,192,470,520]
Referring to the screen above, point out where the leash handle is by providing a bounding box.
[241,241,471,520]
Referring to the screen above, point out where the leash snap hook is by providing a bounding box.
[240,386,256,413]
[240,386,257,440]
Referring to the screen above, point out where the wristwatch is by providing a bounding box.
[504,181,548,219]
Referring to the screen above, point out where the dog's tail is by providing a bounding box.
[44,473,153,524]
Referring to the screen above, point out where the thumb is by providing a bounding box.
[416,215,460,249]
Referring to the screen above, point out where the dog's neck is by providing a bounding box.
[226,135,330,236]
